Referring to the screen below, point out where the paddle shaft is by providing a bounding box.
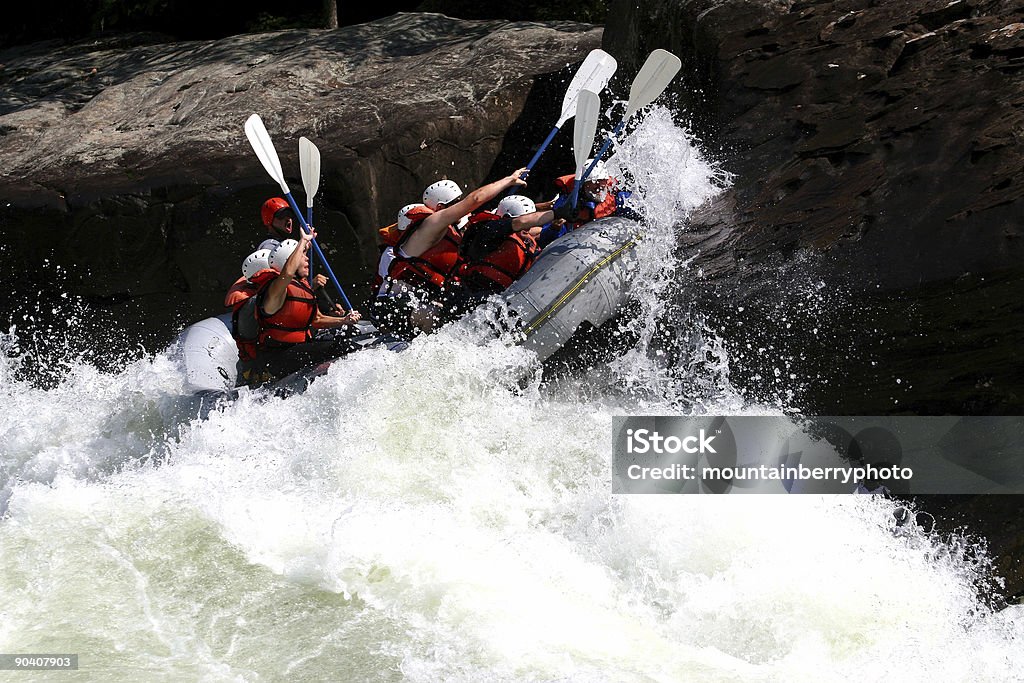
[580,120,626,184]
[282,193,354,311]
[307,205,315,283]
[496,124,558,202]
[569,178,583,210]
[525,125,560,172]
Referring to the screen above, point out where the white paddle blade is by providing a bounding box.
[624,49,682,120]
[557,49,617,128]
[298,137,321,209]
[244,114,289,193]
[573,88,601,180]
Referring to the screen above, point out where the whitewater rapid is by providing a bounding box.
[2,108,1022,682]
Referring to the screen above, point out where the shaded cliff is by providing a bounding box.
[605,0,1023,414]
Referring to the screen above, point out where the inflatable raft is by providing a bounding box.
[174,216,641,399]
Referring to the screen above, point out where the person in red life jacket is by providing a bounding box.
[368,181,468,315]
[422,179,471,231]
[553,159,620,221]
[372,179,466,278]
[374,168,529,334]
[227,244,339,315]
[368,203,434,339]
[228,246,350,369]
[226,248,279,364]
[373,203,432,294]
[458,197,557,295]
[234,230,362,387]
[537,159,636,249]
[224,248,273,310]
[259,198,298,250]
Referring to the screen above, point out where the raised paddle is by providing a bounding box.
[579,49,682,184]
[244,114,353,311]
[299,136,321,283]
[299,137,321,227]
[523,49,617,174]
[569,88,602,210]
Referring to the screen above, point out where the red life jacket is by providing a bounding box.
[244,269,318,349]
[377,223,403,248]
[592,192,618,220]
[229,269,279,361]
[553,173,577,194]
[225,276,257,309]
[553,174,618,223]
[458,212,540,292]
[386,219,463,294]
[461,232,539,292]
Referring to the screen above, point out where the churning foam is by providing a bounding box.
[1,108,1021,682]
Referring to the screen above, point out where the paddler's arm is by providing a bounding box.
[511,210,555,232]
[402,168,528,257]
[307,260,361,327]
[261,229,314,316]
[311,273,338,314]
[312,309,362,329]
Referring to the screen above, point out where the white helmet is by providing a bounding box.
[397,203,433,231]
[269,239,300,272]
[423,179,462,210]
[242,248,272,280]
[257,238,281,252]
[495,195,536,218]
[585,159,611,181]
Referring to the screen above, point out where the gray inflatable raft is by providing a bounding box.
[174,216,641,394]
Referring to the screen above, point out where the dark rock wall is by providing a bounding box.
[606,0,1024,414]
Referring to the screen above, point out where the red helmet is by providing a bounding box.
[260,197,290,227]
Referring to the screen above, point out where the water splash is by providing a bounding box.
[0,107,1020,682]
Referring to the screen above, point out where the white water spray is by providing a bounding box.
[1,108,1020,682]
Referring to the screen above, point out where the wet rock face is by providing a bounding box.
[0,15,600,339]
[606,0,1024,414]
[608,0,1023,286]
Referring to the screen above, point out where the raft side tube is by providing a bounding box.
[177,312,239,394]
[499,217,640,362]
[175,312,405,396]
